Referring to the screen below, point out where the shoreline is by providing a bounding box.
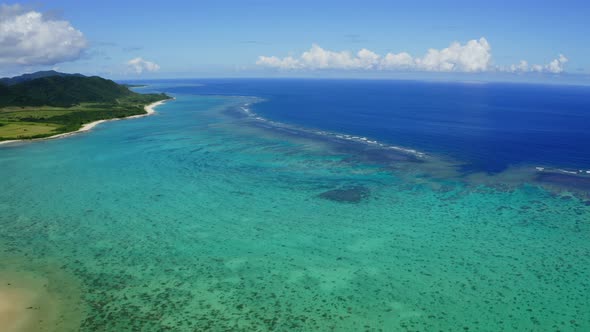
[0,98,171,146]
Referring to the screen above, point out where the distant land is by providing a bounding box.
[0,71,170,141]
[122,84,148,88]
[0,70,85,86]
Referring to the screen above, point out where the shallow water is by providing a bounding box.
[0,87,589,331]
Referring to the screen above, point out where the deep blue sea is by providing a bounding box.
[163,79,590,173]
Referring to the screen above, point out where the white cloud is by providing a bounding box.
[256,55,300,70]
[381,52,414,69]
[256,45,384,70]
[300,45,361,69]
[126,57,160,74]
[0,4,87,66]
[509,60,529,73]
[506,54,568,74]
[257,38,569,74]
[414,38,491,72]
[545,54,568,73]
[356,48,380,69]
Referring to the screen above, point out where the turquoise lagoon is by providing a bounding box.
[0,85,589,331]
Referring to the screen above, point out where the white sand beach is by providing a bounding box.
[0,270,82,332]
[0,287,42,332]
[0,99,170,146]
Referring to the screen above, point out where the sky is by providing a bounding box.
[1,0,590,83]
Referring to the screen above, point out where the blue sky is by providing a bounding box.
[1,0,589,82]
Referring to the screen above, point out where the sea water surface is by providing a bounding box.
[0,79,589,331]
[164,79,590,173]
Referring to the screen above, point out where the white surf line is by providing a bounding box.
[238,101,427,159]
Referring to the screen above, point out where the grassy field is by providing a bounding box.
[0,122,62,139]
[0,94,168,141]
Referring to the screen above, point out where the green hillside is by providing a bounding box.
[1,75,138,107]
[0,72,170,141]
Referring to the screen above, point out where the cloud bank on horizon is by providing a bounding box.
[0,4,87,66]
[257,38,568,74]
[127,57,160,74]
[0,3,573,78]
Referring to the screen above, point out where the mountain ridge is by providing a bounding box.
[0,70,86,86]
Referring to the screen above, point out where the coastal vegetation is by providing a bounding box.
[0,72,169,141]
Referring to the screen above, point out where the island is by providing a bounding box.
[0,71,170,142]
[122,84,148,88]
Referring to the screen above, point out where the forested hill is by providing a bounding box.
[0,70,85,86]
[0,75,138,107]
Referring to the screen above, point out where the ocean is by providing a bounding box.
[169,79,590,173]
[0,79,588,331]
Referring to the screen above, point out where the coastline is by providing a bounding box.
[0,98,171,146]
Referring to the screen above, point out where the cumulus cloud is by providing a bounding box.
[126,57,160,74]
[381,52,414,69]
[509,54,568,74]
[257,38,492,72]
[256,55,301,70]
[415,38,491,72]
[0,4,87,66]
[257,38,568,74]
[258,45,386,70]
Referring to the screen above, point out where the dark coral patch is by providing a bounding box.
[536,172,590,192]
[318,186,370,203]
